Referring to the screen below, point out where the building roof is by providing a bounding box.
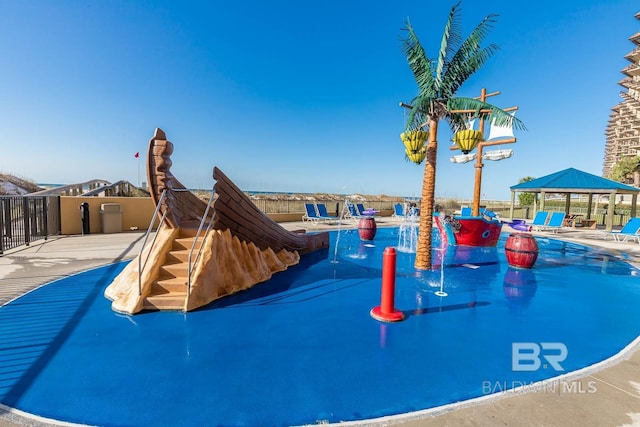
[510,167,640,194]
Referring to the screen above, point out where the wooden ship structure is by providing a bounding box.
[105,128,329,314]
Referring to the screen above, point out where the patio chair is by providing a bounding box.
[302,203,321,224]
[539,212,566,233]
[600,217,640,243]
[316,203,339,222]
[530,211,550,231]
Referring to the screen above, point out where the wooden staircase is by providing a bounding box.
[142,228,203,311]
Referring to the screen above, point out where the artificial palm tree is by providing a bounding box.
[401,2,526,270]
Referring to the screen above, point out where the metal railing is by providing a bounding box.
[138,190,168,295]
[186,188,216,306]
[0,195,61,255]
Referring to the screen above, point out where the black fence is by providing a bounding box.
[0,196,61,254]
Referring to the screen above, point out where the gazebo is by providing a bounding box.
[509,168,640,231]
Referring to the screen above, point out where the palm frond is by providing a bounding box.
[441,14,499,96]
[402,20,435,97]
[446,97,527,131]
[404,93,432,131]
[435,2,462,92]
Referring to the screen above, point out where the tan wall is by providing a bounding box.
[61,197,157,235]
[60,197,395,235]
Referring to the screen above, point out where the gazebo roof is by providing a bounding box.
[510,168,640,194]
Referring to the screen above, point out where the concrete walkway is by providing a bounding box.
[1,223,640,426]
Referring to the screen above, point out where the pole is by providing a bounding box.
[370,247,405,322]
[472,89,487,216]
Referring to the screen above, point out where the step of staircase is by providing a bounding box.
[142,292,187,311]
[165,250,189,263]
[152,277,187,293]
[173,237,203,251]
[159,262,190,278]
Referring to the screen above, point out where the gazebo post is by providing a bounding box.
[587,194,593,219]
[509,191,515,219]
[607,191,616,231]
[564,194,571,215]
[632,194,638,217]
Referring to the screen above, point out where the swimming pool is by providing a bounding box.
[1,227,640,426]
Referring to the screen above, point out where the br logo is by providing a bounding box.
[512,342,568,372]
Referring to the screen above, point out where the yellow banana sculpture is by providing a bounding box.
[400,130,428,165]
[453,129,483,154]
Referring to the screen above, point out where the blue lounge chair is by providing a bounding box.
[478,207,498,220]
[530,211,550,231]
[539,212,566,233]
[344,202,363,221]
[460,207,472,216]
[602,217,640,243]
[392,203,405,220]
[316,203,339,221]
[302,203,321,224]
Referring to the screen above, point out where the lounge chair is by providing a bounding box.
[302,203,321,224]
[392,203,405,220]
[460,207,472,216]
[316,203,339,222]
[480,208,498,220]
[344,202,364,221]
[530,211,550,231]
[600,217,640,243]
[539,212,566,233]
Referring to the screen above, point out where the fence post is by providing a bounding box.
[0,198,4,255]
[23,197,30,246]
[43,196,49,241]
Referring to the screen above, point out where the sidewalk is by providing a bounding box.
[1,225,640,426]
[0,232,150,306]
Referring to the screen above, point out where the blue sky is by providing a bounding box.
[1,1,637,200]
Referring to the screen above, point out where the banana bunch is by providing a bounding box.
[400,130,428,165]
[453,129,483,154]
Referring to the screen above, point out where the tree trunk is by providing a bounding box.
[414,119,438,270]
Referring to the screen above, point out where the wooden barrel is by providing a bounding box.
[504,233,539,269]
[358,217,377,241]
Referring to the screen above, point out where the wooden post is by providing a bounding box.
[472,89,488,216]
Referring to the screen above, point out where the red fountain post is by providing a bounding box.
[370,247,405,322]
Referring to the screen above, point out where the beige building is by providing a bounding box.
[603,12,640,181]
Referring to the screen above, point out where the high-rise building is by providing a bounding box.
[603,12,640,181]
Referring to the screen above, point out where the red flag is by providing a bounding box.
[134,152,139,158]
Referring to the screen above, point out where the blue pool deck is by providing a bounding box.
[2,220,640,426]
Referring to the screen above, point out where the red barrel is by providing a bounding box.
[358,217,377,241]
[505,233,539,269]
